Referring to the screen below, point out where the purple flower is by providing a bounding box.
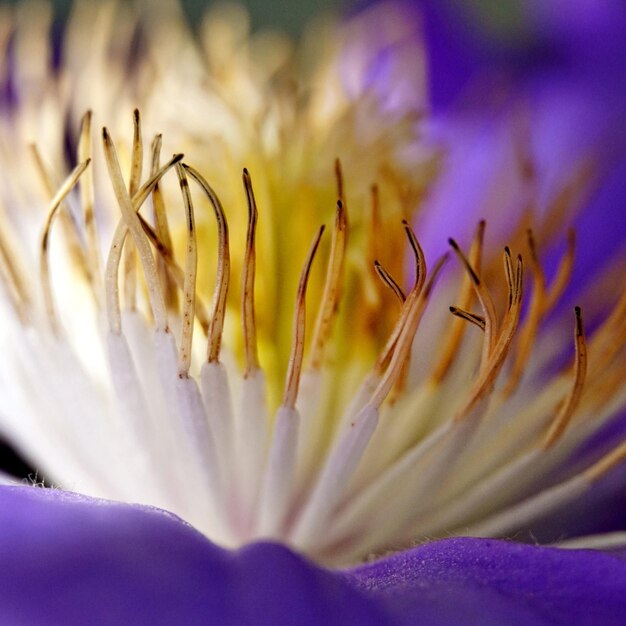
[0,1,625,624]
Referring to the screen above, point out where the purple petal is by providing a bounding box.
[3,486,626,625]
[0,486,385,625]
[347,537,626,626]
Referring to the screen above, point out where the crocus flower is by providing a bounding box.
[0,1,625,624]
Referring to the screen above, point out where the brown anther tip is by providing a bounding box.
[517,253,523,263]
[243,167,249,176]
[172,153,184,164]
[575,305,581,317]
[448,237,458,249]
[133,108,140,119]
[374,260,381,267]
[337,199,343,209]
[449,306,456,313]
[102,127,109,140]
[504,246,511,256]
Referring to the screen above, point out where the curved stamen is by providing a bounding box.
[309,199,348,370]
[31,144,91,285]
[151,134,179,312]
[454,253,524,422]
[242,167,260,377]
[39,159,91,333]
[432,220,485,383]
[104,153,183,334]
[369,252,448,409]
[175,163,197,377]
[122,109,144,311]
[282,225,325,410]
[102,127,168,333]
[449,236,498,367]
[77,110,101,296]
[540,306,587,450]
[373,222,428,375]
[182,163,230,364]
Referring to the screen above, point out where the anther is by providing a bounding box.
[374,261,406,304]
[449,306,486,332]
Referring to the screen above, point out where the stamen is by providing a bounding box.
[503,246,514,310]
[449,236,498,366]
[309,199,348,370]
[31,143,91,285]
[373,223,428,375]
[453,252,523,422]
[402,219,425,291]
[121,108,144,311]
[282,225,325,409]
[506,229,576,394]
[151,134,179,312]
[432,220,485,383]
[102,127,168,333]
[540,306,587,450]
[504,229,546,394]
[175,163,197,377]
[77,110,101,295]
[136,211,211,335]
[104,153,183,335]
[39,159,91,333]
[369,252,448,409]
[182,164,230,363]
[242,167,259,377]
[129,109,143,197]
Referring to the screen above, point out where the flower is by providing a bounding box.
[0,0,625,623]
